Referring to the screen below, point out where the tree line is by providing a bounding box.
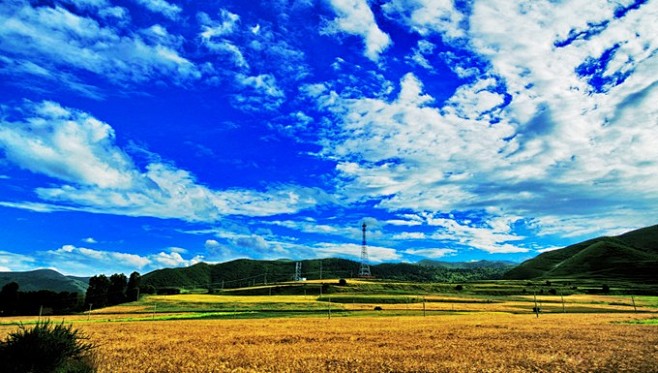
[0,271,151,316]
[0,282,81,316]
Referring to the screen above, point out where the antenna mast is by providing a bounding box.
[358,222,371,277]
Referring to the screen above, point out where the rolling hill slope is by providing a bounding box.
[0,269,89,293]
[504,224,658,282]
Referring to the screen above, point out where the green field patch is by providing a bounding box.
[620,317,658,325]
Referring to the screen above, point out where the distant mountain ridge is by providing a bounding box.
[0,269,89,293]
[504,224,658,282]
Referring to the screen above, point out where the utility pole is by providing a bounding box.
[533,290,540,318]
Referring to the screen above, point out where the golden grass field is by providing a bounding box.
[40,313,658,372]
[2,313,658,371]
[1,293,657,372]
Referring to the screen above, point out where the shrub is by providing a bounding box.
[454,285,463,291]
[0,320,96,373]
[338,278,347,286]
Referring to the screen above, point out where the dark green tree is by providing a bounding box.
[0,282,19,316]
[107,273,128,305]
[85,275,110,309]
[127,272,141,302]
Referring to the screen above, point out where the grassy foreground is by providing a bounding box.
[1,280,657,372]
[1,313,653,372]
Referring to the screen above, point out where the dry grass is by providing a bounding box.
[2,313,654,372]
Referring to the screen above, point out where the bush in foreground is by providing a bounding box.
[0,320,96,373]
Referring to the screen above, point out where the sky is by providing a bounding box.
[0,0,656,276]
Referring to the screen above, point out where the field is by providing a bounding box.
[1,280,657,372]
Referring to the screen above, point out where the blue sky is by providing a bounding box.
[0,0,656,276]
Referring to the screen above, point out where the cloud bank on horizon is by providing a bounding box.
[0,0,656,275]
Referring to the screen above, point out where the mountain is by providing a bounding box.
[418,260,517,269]
[142,258,359,289]
[504,224,658,282]
[142,257,513,289]
[0,269,89,293]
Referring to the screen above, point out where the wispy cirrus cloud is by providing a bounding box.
[133,0,181,20]
[0,250,36,272]
[0,1,199,94]
[313,242,401,263]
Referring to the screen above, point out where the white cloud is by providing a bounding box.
[197,10,248,69]
[0,250,36,272]
[314,242,401,262]
[151,251,203,267]
[392,232,425,240]
[82,237,98,244]
[47,245,150,275]
[315,0,658,240]
[199,9,240,39]
[0,2,199,89]
[133,0,181,20]
[0,101,327,221]
[382,0,465,40]
[204,239,221,249]
[426,215,529,254]
[232,73,285,111]
[0,101,138,189]
[43,244,204,275]
[403,248,457,259]
[324,0,392,61]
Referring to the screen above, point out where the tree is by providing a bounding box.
[127,272,141,302]
[85,275,110,308]
[0,282,19,316]
[107,273,128,306]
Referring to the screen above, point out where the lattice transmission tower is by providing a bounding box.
[294,261,302,281]
[358,222,371,277]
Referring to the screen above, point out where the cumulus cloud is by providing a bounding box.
[151,251,203,267]
[324,0,391,61]
[316,0,658,239]
[0,101,327,221]
[382,0,465,40]
[426,215,529,254]
[0,101,138,189]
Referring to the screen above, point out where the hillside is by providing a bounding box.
[504,224,658,282]
[0,269,89,293]
[142,258,513,289]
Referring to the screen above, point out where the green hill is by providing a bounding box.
[142,258,514,290]
[504,224,658,282]
[0,269,89,293]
